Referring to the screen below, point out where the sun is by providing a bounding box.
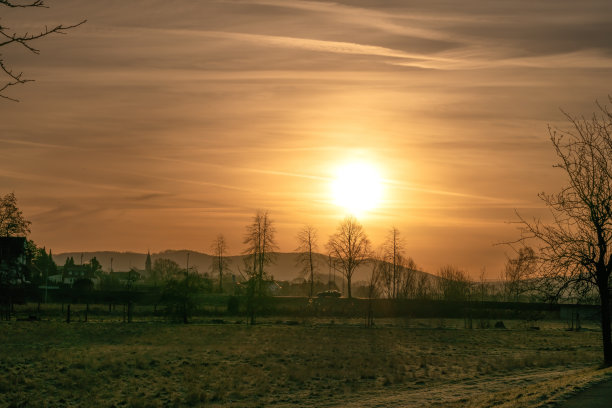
[331,162,383,216]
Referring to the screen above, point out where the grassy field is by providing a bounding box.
[1,317,611,407]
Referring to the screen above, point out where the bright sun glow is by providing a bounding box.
[331,162,383,216]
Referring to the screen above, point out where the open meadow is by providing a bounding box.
[2,316,612,408]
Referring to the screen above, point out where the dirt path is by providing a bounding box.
[554,378,612,408]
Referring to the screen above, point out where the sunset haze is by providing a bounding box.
[2,0,612,277]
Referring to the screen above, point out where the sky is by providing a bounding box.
[2,0,612,278]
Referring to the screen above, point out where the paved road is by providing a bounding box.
[555,378,612,408]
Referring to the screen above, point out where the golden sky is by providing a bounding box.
[2,0,612,277]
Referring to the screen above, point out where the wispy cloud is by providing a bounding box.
[224,0,461,41]
[194,29,612,71]
[0,138,86,150]
[389,48,612,70]
[3,0,611,274]
[0,168,164,196]
[198,30,435,61]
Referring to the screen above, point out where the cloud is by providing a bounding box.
[191,30,433,62]
[2,0,611,275]
[224,0,462,42]
[0,138,84,150]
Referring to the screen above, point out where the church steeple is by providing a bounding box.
[145,250,152,277]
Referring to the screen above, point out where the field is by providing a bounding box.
[2,314,612,408]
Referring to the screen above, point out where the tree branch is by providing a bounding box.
[0,0,47,8]
[0,1,86,101]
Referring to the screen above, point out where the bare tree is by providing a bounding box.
[366,257,383,327]
[0,0,85,101]
[414,272,431,300]
[477,267,489,302]
[151,258,181,285]
[243,210,277,324]
[160,267,211,324]
[395,256,418,299]
[514,99,612,366]
[377,227,420,299]
[503,246,536,302]
[436,265,471,301]
[476,267,491,328]
[377,255,394,299]
[381,227,402,298]
[210,234,229,292]
[326,216,371,298]
[0,192,31,236]
[295,225,318,298]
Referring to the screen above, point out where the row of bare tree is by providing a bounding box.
[206,209,544,306]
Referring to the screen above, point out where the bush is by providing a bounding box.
[160,273,212,323]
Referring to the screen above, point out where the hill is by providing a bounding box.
[53,250,434,283]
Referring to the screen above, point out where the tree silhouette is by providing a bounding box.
[31,246,56,285]
[210,234,229,292]
[382,227,402,298]
[242,210,277,324]
[0,0,85,101]
[514,98,612,366]
[503,246,536,302]
[151,258,181,285]
[295,225,318,298]
[160,266,210,324]
[0,192,31,237]
[366,257,383,327]
[326,216,371,299]
[436,265,471,301]
[378,227,418,299]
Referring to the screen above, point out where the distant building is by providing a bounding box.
[62,264,93,281]
[0,237,28,285]
[110,269,142,286]
[47,272,99,287]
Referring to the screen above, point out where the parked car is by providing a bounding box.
[317,289,341,298]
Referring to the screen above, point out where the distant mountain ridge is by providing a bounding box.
[53,250,333,282]
[53,250,434,283]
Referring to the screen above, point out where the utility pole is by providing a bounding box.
[186,252,190,276]
[110,257,113,273]
[44,256,49,304]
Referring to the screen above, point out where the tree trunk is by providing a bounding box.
[599,280,612,366]
[309,249,314,298]
[218,254,223,293]
[347,275,352,299]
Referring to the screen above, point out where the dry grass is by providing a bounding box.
[456,366,612,408]
[0,318,606,407]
